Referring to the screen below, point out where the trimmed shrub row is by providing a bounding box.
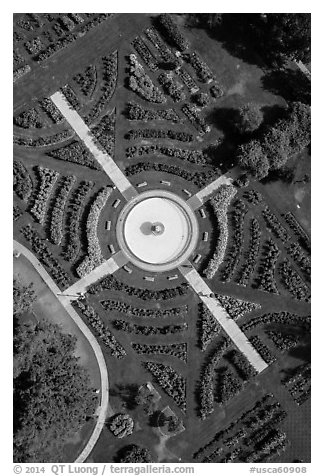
[13,130,73,147]
[113,320,188,336]
[62,181,94,262]
[50,175,76,245]
[101,299,188,319]
[75,299,126,359]
[236,218,261,286]
[125,143,206,164]
[39,97,64,123]
[278,258,310,302]
[241,311,311,333]
[126,102,181,123]
[262,206,290,243]
[145,27,176,63]
[13,161,33,202]
[91,111,115,155]
[47,141,101,170]
[183,51,214,83]
[143,361,186,411]
[125,128,193,142]
[132,342,187,362]
[76,186,112,277]
[181,103,210,133]
[132,36,158,71]
[203,184,237,279]
[30,166,59,224]
[128,54,166,104]
[197,303,221,351]
[255,239,280,294]
[87,273,189,300]
[282,211,311,253]
[21,224,70,287]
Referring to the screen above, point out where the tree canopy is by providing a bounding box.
[234,103,263,134]
[14,319,96,462]
[115,444,153,463]
[13,279,36,315]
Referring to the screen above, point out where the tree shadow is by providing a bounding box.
[260,104,287,129]
[109,383,140,411]
[261,68,311,105]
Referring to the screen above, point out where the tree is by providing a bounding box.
[13,279,36,315]
[234,103,263,134]
[262,126,290,170]
[14,320,96,462]
[237,141,269,180]
[115,444,153,463]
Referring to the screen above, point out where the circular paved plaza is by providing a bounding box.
[116,190,199,272]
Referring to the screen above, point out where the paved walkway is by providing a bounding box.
[187,169,240,210]
[63,250,129,298]
[50,91,138,201]
[178,262,268,373]
[13,240,109,463]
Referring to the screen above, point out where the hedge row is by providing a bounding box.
[145,27,176,63]
[85,51,118,125]
[39,97,64,123]
[87,273,189,300]
[124,161,220,188]
[143,361,186,411]
[278,258,310,302]
[128,54,166,104]
[125,143,206,165]
[282,211,311,253]
[126,102,181,123]
[216,293,261,321]
[62,180,94,262]
[75,299,126,359]
[113,320,188,336]
[203,184,237,279]
[241,311,311,333]
[101,299,188,319]
[76,186,112,277]
[255,239,280,294]
[47,141,101,170]
[73,64,97,98]
[50,175,76,245]
[181,103,210,134]
[221,199,248,282]
[132,36,158,71]
[183,52,214,83]
[125,128,193,142]
[132,342,187,362]
[30,166,59,224]
[197,303,221,351]
[262,206,290,243]
[13,160,33,202]
[236,218,261,286]
[13,130,73,147]
[21,224,70,288]
[91,111,115,155]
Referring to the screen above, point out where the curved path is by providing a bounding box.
[13,240,109,463]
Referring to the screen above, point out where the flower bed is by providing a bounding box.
[75,299,126,359]
[181,103,210,134]
[220,199,248,282]
[278,259,311,302]
[255,239,280,294]
[73,65,97,98]
[76,186,112,277]
[21,224,70,288]
[47,141,101,170]
[128,54,166,104]
[30,166,59,224]
[132,343,187,362]
[113,320,188,336]
[125,161,220,188]
[62,180,94,262]
[109,413,134,438]
[39,98,64,123]
[84,51,118,124]
[125,144,206,164]
[126,102,181,123]
[87,274,189,300]
[13,161,33,202]
[132,36,158,71]
[158,72,186,102]
[50,175,76,245]
[236,218,261,286]
[101,299,188,319]
[125,128,193,142]
[14,107,43,129]
[143,361,186,411]
[157,14,190,52]
[203,184,237,279]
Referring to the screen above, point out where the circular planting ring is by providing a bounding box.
[116,189,199,272]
